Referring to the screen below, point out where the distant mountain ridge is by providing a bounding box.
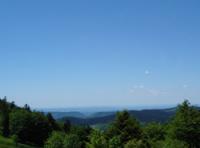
[57,108,175,125]
[49,106,200,126]
[48,111,86,119]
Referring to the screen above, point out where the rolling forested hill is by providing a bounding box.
[57,108,175,125]
[46,111,86,119]
[1,98,200,147]
[57,107,200,125]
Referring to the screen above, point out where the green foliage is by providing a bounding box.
[144,122,165,142]
[87,130,108,148]
[160,138,188,148]
[1,98,200,148]
[106,110,142,145]
[108,136,122,148]
[45,132,82,148]
[0,135,36,148]
[11,135,19,147]
[23,104,31,112]
[63,134,82,148]
[125,139,149,148]
[0,97,10,137]
[47,113,60,131]
[10,109,51,146]
[70,125,92,147]
[63,120,71,133]
[45,132,64,148]
[168,100,200,148]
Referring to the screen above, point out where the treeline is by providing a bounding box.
[0,97,200,148]
[0,96,72,147]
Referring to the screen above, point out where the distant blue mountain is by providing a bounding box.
[48,111,86,119]
[57,106,200,125]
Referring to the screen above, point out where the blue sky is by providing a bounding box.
[0,0,200,108]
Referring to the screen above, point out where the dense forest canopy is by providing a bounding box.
[0,97,200,148]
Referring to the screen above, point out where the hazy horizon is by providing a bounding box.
[36,104,179,114]
[1,0,200,108]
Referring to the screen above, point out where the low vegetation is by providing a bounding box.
[0,96,200,148]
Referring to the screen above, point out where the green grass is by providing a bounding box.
[0,136,37,148]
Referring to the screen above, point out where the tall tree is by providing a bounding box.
[63,134,82,148]
[45,132,64,148]
[144,122,165,142]
[47,112,59,131]
[10,109,51,146]
[0,97,10,137]
[24,104,31,112]
[106,111,142,145]
[168,100,200,148]
[87,130,108,148]
[63,120,71,133]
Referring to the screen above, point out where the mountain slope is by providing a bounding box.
[48,111,86,119]
[58,108,176,125]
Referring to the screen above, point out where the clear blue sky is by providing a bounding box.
[0,0,200,108]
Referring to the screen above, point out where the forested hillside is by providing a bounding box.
[58,108,177,125]
[1,97,200,148]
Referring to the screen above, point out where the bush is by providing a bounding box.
[45,132,64,148]
[144,122,165,141]
[108,136,122,148]
[161,138,188,148]
[63,134,81,148]
[87,130,108,148]
[125,139,148,148]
